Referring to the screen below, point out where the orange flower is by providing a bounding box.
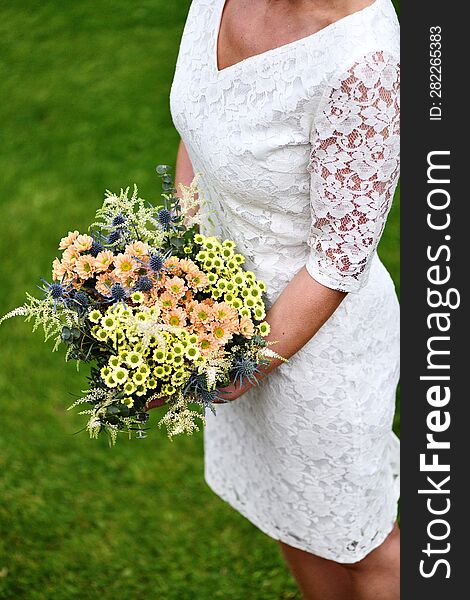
[165,276,187,299]
[73,234,94,252]
[62,245,80,266]
[125,241,150,258]
[186,270,209,290]
[159,291,177,311]
[184,290,194,303]
[96,272,117,296]
[209,320,234,345]
[113,253,138,279]
[189,302,213,328]
[52,258,72,282]
[179,258,199,275]
[197,332,219,356]
[163,307,187,328]
[58,230,79,250]
[164,256,182,275]
[74,255,95,279]
[212,301,238,325]
[94,250,114,273]
[120,272,138,288]
[239,315,255,339]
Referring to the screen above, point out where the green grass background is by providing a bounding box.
[0,2,400,598]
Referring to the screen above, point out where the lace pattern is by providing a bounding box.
[306,51,400,292]
[170,0,400,563]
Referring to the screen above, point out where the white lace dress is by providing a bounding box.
[170,0,400,563]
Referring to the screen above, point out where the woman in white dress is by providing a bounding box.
[168,0,400,597]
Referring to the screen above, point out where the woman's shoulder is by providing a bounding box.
[330,0,399,71]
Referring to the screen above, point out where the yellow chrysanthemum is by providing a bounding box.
[153,348,166,363]
[113,367,129,384]
[253,306,266,320]
[125,351,143,369]
[185,346,200,361]
[104,373,118,388]
[154,365,166,378]
[258,321,271,336]
[121,397,135,408]
[101,313,117,331]
[88,309,102,324]
[123,381,136,395]
[100,366,112,379]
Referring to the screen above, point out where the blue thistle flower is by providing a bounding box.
[149,253,165,273]
[49,283,64,300]
[231,356,262,387]
[38,277,75,312]
[90,240,104,257]
[134,276,154,292]
[157,208,172,228]
[183,372,220,413]
[111,283,126,302]
[112,213,126,227]
[70,291,89,313]
[199,388,219,405]
[107,230,122,245]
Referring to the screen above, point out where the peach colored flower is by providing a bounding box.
[186,270,209,290]
[209,321,234,345]
[73,234,94,252]
[189,302,213,328]
[74,255,95,279]
[152,273,168,291]
[72,279,84,291]
[62,245,80,265]
[52,258,72,282]
[184,290,194,303]
[163,307,187,328]
[239,315,255,339]
[120,272,138,288]
[59,230,80,250]
[165,276,187,299]
[212,301,238,325]
[164,256,182,275]
[94,250,114,273]
[125,241,150,258]
[159,291,177,311]
[113,253,138,279]
[96,272,117,296]
[179,258,199,275]
[197,332,219,356]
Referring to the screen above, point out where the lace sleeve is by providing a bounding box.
[305,50,400,293]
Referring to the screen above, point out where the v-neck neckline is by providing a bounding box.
[213,0,382,75]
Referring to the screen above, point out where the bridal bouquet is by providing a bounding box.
[1,166,284,444]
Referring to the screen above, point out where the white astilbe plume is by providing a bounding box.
[0,293,80,351]
[158,393,206,437]
[178,174,217,229]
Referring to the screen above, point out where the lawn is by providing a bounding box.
[0,2,399,599]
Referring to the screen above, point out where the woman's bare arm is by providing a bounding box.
[216,267,346,401]
[175,139,195,190]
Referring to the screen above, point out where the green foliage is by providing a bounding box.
[0,1,399,599]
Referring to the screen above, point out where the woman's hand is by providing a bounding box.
[214,377,255,403]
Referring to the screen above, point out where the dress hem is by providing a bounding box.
[204,469,399,564]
